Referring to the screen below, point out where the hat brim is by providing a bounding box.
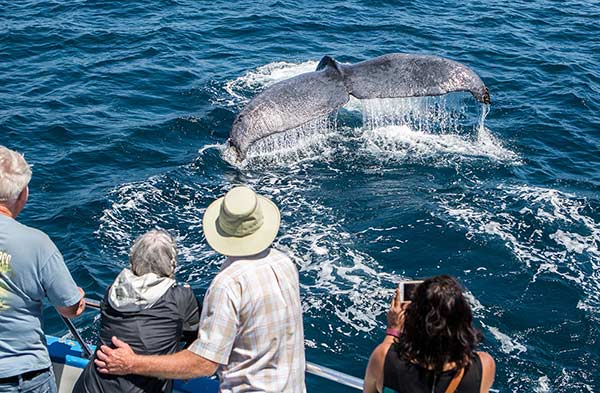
[203,195,280,257]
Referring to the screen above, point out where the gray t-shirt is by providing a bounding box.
[0,214,82,377]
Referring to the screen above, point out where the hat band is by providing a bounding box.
[217,202,264,237]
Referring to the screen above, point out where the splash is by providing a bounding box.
[359,95,518,164]
[221,61,517,166]
[227,115,339,168]
[360,95,472,134]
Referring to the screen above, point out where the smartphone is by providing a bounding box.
[399,280,424,302]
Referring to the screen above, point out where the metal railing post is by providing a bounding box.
[58,314,93,358]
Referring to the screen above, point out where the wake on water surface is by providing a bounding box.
[93,60,599,392]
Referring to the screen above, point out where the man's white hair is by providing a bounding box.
[130,230,177,278]
[0,146,32,202]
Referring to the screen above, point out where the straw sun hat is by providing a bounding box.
[203,186,280,257]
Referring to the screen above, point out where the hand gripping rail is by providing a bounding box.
[61,298,498,392]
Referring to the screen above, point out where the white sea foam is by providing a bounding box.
[463,291,485,314]
[362,124,519,164]
[550,229,597,255]
[553,368,595,393]
[533,376,551,393]
[487,325,527,354]
[437,184,600,320]
[198,143,225,156]
[503,368,595,393]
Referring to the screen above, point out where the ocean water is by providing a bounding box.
[1,0,599,391]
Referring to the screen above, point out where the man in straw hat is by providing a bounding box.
[95,186,306,392]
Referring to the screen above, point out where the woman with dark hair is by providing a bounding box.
[364,275,495,393]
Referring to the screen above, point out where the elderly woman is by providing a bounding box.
[364,275,496,393]
[74,230,201,393]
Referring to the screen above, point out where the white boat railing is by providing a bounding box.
[61,298,498,392]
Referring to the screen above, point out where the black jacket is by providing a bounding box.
[73,284,201,393]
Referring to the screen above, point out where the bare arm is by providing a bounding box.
[95,336,218,380]
[364,336,396,393]
[478,351,496,393]
[364,287,407,393]
[56,288,85,318]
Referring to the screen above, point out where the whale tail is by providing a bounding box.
[230,53,491,158]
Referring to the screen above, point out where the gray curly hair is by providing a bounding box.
[129,230,177,278]
[0,146,32,202]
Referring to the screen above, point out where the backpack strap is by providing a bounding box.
[444,367,465,393]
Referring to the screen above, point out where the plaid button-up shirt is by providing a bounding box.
[189,248,306,392]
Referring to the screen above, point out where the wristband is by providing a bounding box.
[385,328,401,338]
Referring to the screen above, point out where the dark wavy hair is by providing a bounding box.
[397,275,482,371]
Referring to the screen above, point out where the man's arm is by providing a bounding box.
[56,287,85,318]
[95,336,218,380]
[42,249,85,318]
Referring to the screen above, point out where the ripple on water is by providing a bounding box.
[436,184,600,317]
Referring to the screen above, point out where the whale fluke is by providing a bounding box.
[229,60,349,158]
[228,53,490,160]
[339,54,490,104]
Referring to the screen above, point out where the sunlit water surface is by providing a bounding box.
[1,1,599,391]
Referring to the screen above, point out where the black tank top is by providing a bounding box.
[383,344,482,393]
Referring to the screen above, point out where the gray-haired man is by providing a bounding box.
[0,146,85,393]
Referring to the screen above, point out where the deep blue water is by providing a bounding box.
[2,0,600,391]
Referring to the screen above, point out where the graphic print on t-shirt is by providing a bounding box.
[0,250,11,311]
